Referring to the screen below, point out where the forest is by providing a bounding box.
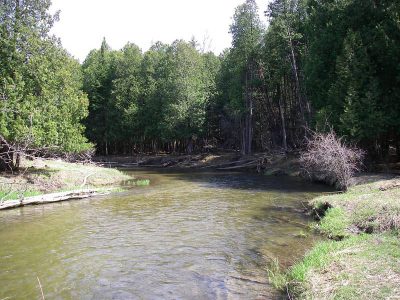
[1,0,400,168]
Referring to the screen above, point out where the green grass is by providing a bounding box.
[267,258,288,290]
[317,207,351,239]
[134,179,150,186]
[311,177,400,234]
[286,234,400,299]
[272,176,400,299]
[0,190,41,201]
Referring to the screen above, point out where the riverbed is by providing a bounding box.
[0,170,332,299]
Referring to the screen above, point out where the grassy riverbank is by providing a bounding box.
[0,158,131,201]
[272,175,400,299]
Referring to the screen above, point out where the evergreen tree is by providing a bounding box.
[0,0,91,169]
[82,38,119,155]
[305,0,400,157]
[228,0,263,154]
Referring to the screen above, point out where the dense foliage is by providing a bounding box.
[82,39,220,154]
[0,0,91,169]
[214,0,400,157]
[1,0,399,161]
[305,0,400,157]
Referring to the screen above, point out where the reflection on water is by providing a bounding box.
[0,170,332,299]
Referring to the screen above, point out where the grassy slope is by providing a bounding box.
[277,176,400,299]
[0,158,131,201]
[312,176,400,237]
[289,234,400,299]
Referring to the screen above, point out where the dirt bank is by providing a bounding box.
[94,151,302,175]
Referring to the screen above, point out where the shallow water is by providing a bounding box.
[0,170,332,299]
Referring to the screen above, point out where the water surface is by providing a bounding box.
[0,170,331,299]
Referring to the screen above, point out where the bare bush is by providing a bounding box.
[62,148,95,164]
[0,134,35,171]
[300,131,364,191]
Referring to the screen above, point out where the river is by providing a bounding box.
[0,170,332,299]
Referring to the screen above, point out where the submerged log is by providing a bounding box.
[0,189,111,210]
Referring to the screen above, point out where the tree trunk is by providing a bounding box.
[248,86,253,154]
[278,83,288,151]
[187,139,193,154]
[287,28,307,130]
[242,63,254,155]
[15,153,21,169]
[0,145,13,171]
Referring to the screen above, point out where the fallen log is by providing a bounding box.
[198,159,255,169]
[97,162,139,168]
[217,160,260,170]
[0,189,112,210]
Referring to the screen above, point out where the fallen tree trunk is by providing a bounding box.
[97,162,139,168]
[197,158,260,169]
[0,189,112,210]
[217,160,259,170]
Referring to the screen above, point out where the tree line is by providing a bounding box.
[83,0,399,158]
[215,0,399,158]
[82,39,219,155]
[1,0,399,169]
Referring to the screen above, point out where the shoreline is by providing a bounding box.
[0,152,297,211]
[94,151,302,175]
[0,188,114,210]
[0,157,132,210]
[271,175,400,299]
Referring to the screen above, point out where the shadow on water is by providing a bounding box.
[122,167,334,194]
[0,168,333,299]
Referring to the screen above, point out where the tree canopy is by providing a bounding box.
[0,0,91,169]
[1,0,400,162]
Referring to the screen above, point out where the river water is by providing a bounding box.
[0,170,331,299]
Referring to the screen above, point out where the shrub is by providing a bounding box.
[300,131,364,190]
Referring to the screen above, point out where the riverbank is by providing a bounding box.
[0,158,131,209]
[94,151,301,174]
[273,175,400,299]
[0,152,302,210]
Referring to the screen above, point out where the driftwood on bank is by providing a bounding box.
[216,160,260,170]
[93,153,277,170]
[96,162,139,168]
[197,158,255,169]
[0,189,111,210]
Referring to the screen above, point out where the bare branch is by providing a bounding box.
[300,130,364,190]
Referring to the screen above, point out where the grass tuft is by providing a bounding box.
[134,179,150,186]
[317,207,350,239]
[267,258,288,290]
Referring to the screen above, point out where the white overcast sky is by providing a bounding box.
[50,0,270,62]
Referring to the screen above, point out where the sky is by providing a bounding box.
[50,0,270,62]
